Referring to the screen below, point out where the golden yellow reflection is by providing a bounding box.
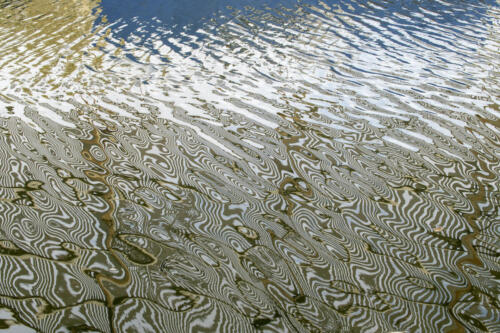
[0,0,106,92]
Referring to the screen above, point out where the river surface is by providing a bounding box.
[0,0,499,332]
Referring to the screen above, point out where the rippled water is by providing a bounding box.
[0,0,499,332]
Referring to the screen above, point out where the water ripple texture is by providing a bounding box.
[0,0,499,332]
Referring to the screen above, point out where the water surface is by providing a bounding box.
[0,0,499,332]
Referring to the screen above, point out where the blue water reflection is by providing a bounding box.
[99,0,498,43]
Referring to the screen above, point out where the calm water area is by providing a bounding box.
[0,0,499,332]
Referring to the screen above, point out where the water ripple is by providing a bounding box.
[0,0,499,332]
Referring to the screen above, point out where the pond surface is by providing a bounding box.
[0,0,499,332]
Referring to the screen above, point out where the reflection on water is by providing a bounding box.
[0,0,499,331]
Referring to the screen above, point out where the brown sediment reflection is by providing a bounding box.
[79,124,131,333]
